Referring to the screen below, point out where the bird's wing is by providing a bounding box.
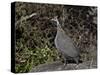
[55,30,79,57]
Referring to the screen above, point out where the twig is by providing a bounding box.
[15,13,37,25]
[89,58,94,68]
[62,8,65,27]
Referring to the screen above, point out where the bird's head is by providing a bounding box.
[51,16,60,26]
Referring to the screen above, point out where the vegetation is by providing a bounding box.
[15,2,97,73]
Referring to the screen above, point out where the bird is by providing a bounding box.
[51,16,80,65]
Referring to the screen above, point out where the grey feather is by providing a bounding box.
[51,16,80,64]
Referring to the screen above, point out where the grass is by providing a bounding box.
[15,45,59,73]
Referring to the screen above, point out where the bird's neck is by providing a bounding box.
[57,24,64,33]
[56,20,64,33]
[57,22,61,28]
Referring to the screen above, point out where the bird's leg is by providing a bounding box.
[63,58,67,66]
[74,57,80,69]
[74,57,79,64]
[61,55,67,66]
[61,56,68,70]
[58,52,67,66]
[58,52,64,63]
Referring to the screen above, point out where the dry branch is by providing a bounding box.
[15,13,37,25]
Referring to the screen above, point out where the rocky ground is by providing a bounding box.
[30,60,97,72]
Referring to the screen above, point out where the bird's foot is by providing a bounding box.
[75,64,79,69]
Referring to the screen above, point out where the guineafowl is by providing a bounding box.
[51,16,80,65]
